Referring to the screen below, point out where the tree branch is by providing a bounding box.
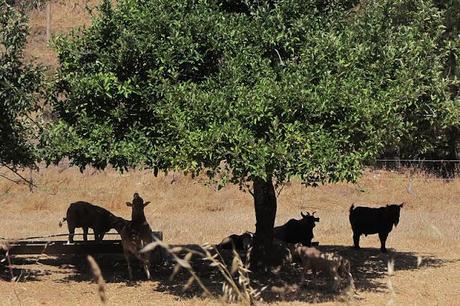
[1,163,37,188]
[275,183,285,198]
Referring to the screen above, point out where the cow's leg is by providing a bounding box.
[330,266,340,292]
[124,250,133,280]
[93,229,99,241]
[311,267,318,289]
[68,224,75,243]
[379,232,388,253]
[94,230,104,241]
[353,232,361,249]
[138,241,151,279]
[143,257,151,280]
[300,265,306,286]
[83,227,89,241]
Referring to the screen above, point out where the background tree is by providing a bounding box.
[432,0,460,170]
[0,2,42,175]
[42,0,458,268]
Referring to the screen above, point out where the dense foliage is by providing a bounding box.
[43,0,458,183]
[429,0,460,162]
[0,2,42,168]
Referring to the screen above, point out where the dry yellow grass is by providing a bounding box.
[7,2,460,304]
[25,0,101,67]
[0,165,459,305]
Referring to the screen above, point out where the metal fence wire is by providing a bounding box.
[373,159,460,178]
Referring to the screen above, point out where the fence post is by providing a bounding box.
[46,2,51,42]
[29,167,33,193]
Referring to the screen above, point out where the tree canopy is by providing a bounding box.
[0,2,42,168]
[43,0,458,184]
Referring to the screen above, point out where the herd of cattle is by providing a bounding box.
[58,192,404,288]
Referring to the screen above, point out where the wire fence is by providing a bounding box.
[372,158,460,179]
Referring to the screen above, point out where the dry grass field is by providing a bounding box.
[3,1,459,305]
[24,0,99,68]
[1,165,460,305]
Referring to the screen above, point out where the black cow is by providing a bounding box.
[274,212,320,246]
[349,203,404,252]
[218,231,254,250]
[59,201,127,243]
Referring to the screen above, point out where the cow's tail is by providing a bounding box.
[349,204,355,214]
[59,217,67,228]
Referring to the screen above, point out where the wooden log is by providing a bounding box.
[6,240,122,255]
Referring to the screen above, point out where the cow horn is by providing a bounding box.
[301,212,306,218]
[312,211,316,216]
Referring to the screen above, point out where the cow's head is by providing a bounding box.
[126,192,151,208]
[301,211,320,223]
[111,216,128,233]
[241,232,254,251]
[386,203,404,227]
[126,193,151,221]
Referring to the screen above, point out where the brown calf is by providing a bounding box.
[119,193,154,280]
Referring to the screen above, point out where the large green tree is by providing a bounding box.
[42,0,458,268]
[1,2,42,170]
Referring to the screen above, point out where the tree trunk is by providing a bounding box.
[250,177,277,271]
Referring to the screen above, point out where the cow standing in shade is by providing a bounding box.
[59,201,127,243]
[349,203,404,252]
[288,243,351,291]
[218,231,254,251]
[274,212,320,246]
[119,192,154,280]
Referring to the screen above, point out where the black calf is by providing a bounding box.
[274,212,320,246]
[349,203,404,252]
[218,232,254,250]
[59,201,126,243]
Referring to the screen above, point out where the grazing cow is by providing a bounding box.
[274,212,320,246]
[218,231,254,251]
[288,244,351,291]
[119,192,154,280]
[349,203,404,252]
[59,201,127,243]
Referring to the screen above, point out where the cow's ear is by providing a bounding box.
[400,202,404,208]
[126,202,132,207]
[144,201,151,207]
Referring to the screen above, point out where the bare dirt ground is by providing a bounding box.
[1,165,459,305]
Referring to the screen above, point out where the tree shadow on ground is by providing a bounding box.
[3,244,454,303]
[151,244,451,303]
[1,255,53,282]
[5,254,143,284]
